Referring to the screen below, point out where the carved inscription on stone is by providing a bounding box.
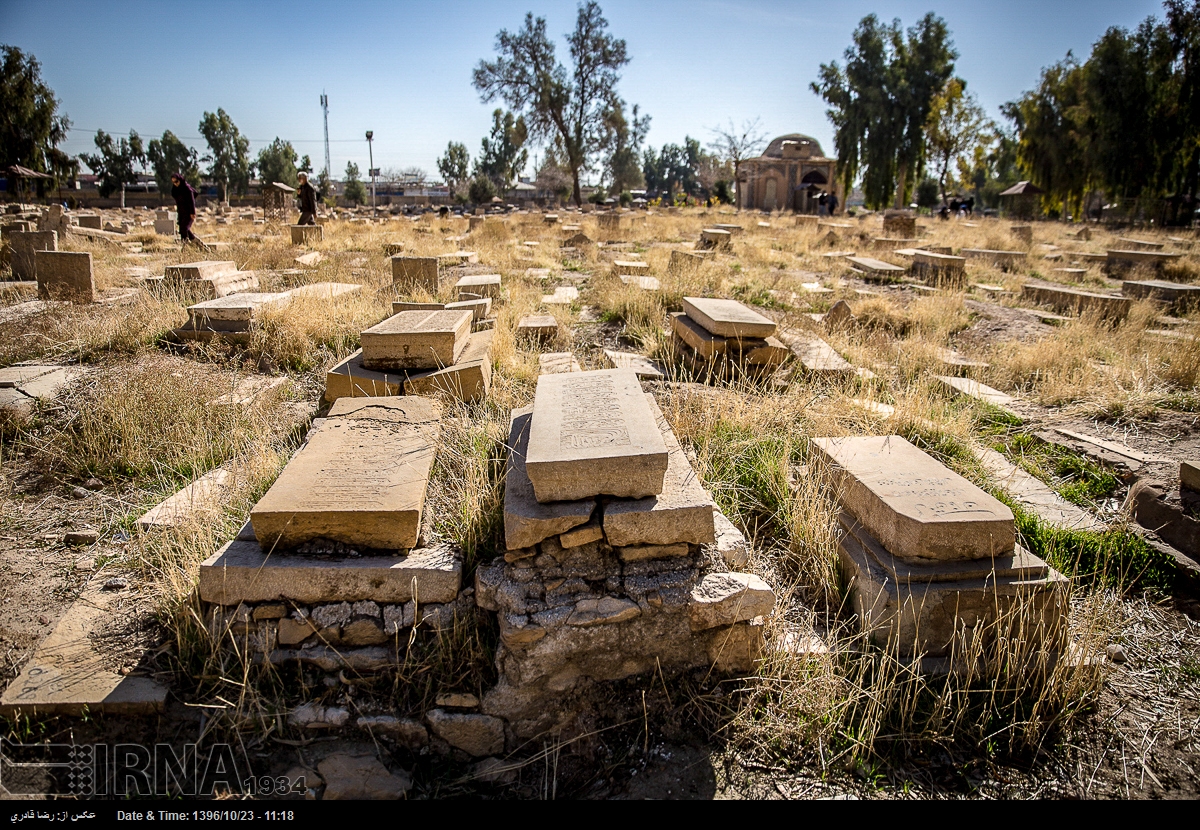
[869,474,997,521]
[558,375,631,449]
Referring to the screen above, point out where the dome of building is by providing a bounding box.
[762,134,825,158]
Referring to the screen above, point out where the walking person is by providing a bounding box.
[170,173,203,246]
[297,171,318,225]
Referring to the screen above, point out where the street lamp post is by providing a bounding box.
[365,130,376,217]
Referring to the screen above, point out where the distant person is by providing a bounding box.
[818,192,829,217]
[965,196,975,217]
[938,204,950,221]
[296,171,318,225]
[949,197,961,216]
[170,173,201,244]
[829,191,839,215]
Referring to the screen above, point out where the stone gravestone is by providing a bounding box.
[35,250,94,303]
[811,435,1067,661]
[392,256,439,294]
[8,230,57,280]
[360,309,473,371]
[524,368,669,502]
[250,396,442,551]
[290,224,323,244]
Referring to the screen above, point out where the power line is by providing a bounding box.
[63,126,364,143]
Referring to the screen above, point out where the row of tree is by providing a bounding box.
[1003,0,1199,222]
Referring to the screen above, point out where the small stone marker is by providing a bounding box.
[518,314,559,339]
[543,285,579,305]
[699,228,732,250]
[290,224,323,244]
[8,229,57,280]
[847,256,905,281]
[392,256,439,293]
[250,396,442,551]
[602,350,665,379]
[911,250,966,285]
[681,297,776,339]
[525,368,669,502]
[392,301,445,314]
[1122,279,1200,309]
[613,260,650,276]
[503,406,595,549]
[295,251,324,268]
[539,352,582,374]
[360,309,473,370]
[35,250,94,303]
[445,297,492,321]
[811,435,1015,563]
[454,274,501,299]
[1181,461,1200,494]
[185,292,290,332]
[960,249,1027,270]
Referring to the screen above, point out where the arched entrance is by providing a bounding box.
[764,178,777,211]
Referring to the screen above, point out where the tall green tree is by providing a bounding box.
[600,98,649,194]
[198,108,251,201]
[473,2,632,206]
[811,13,957,209]
[473,108,529,191]
[0,45,74,187]
[343,161,367,205]
[924,78,988,204]
[79,129,145,200]
[256,137,300,188]
[147,130,201,195]
[642,137,703,198]
[437,141,470,195]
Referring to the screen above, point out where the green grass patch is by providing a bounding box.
[991,433,1119,508]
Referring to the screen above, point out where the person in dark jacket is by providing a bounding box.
[170,173,200,244]
[297,171,318,225]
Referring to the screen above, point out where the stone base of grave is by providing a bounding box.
[837,514,1068,661]
[325,329,493,405]
[290,224,323,245]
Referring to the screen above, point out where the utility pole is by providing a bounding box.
[366,131,376,217]
[320,93,331,183]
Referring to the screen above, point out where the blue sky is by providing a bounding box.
[1,0,1167,182]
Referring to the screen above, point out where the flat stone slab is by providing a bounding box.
[250,396,442,551]
[0,578,168,716]
[620,275,661,290]
[1123,279,1200,307]
[526,368,669,502]
[186,292,291,331]
[778,331,854,375]
[288,282,362,301]
[503,406,595,550]
[936,376,1019,418]
[976,448,1103,532]
[199,540,461,605]
[602,350,665,379]
[164,260,239,281]
[393,301,445,313]
[361,309,473,371]
[602,394,715,547]
[445,297,491,321]
[518,314,559,338]
[1022,282,1130,320]
[455,274,501,299]
[681,297,776,338]
[613,260,650,275]
[539,352,582,374]
[137,467,234,530]
[847,256,906,280]
[811,435,1015,563]
[542,286,579,305]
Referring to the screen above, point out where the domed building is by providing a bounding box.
[736,134,840,214]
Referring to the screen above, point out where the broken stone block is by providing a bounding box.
[445,297,491,321]
[602,350,664,379]
[1182,461,1200,494]
[425,709,506,757]
[318,753,411,800]
[324,350,404,403]
[688,573,775,631]
[503,406,595,550]
[711,510,750,569]
[616,543,689,561]
[567,596,641,627]
[811,435,1015,563]
[538,352,581,374]
[525,368,669,502]
[250,396,441,551]
[136,467,233,530]
[601,395,715,547]
[778,331,855,376]
[35,250,94,303]
[360,309,473,371]
[706,619,765,672]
